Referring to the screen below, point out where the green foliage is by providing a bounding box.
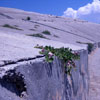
[42,30,51,35]
[35,45,80,75]
[3,24,11,28]
[76,41,94,54]
[28,33,49,39]
[87,43,94,53]
[2,24,23,30]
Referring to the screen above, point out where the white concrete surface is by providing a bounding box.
[0,7,100,100]
[0,31,86,61]
[0,7,100,46]
[89,48,100,100]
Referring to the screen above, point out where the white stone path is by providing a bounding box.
[89,47,100,100]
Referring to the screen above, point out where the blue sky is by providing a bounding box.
[0,0,92,16]
[0,0,100,23]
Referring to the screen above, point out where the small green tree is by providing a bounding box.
[26,16,31,21]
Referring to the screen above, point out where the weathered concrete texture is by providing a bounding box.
[0,49,89,100]
[70,50,89,100]
[89,48,100,100]
[90,43,98,53]
[1,7,100,46]
[98,42,100,48]
[16,57,65,100]
[0,31,86,61]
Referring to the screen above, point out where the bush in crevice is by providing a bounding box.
[42,30,51,35]
[26,16,31,21]
[87,43,94,54]
[2,24,23,30]
[76,41,94,54]
[35,45,80,75]
[27,33,49,39]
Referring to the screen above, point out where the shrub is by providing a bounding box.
[3,24,12,28]
[42,30,51,35]
[26,16,31,20]
[35,45,80,75]
[76,41,94,54]
[27,33,49,39]
[87,43,94,53]
[2,24,23,30]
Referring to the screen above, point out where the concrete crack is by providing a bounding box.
[24,19,95,42]
[0,55,44,67]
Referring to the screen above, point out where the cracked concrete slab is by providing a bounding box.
[0,31,86,62]
[0,7,99,100]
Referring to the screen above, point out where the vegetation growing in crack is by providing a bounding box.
[53,34,59,38]
[29,29,36,31]
[26,16,31,20]
[27,33,49,39]
[2,24,23,30]
[35,45,80,75]
[42,30,51,35]
[87,43,94,53]
[76,41,94,54]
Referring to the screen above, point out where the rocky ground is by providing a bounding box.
[0,7,100,100]
[89,47,100,100]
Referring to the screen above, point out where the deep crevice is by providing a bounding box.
[0,13,13,19]
[0,55,44,67]
[0,69,27,97]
